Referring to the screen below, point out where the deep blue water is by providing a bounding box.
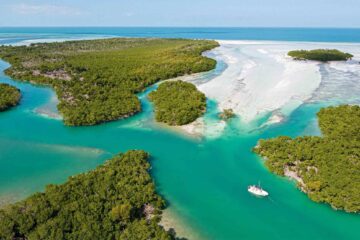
[1,27,360,43]
[0,28,360,240]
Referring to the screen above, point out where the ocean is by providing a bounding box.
[0,27,359,240]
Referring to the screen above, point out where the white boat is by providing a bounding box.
[248,184,269,197]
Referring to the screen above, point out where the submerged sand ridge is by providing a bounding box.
[33,40,360,138]
[198,40,324,122]
[140,40,360,138]
[197,40,360,122]
[168,40,360,137]
[7,36,360,125]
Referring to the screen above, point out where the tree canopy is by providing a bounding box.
[288,49,353,62]
[148,80,206,126]
[0,38,218,126]
[254,105,360,213]
[219,108,235,120]
[0,150,176,240]
[0,83,21,111]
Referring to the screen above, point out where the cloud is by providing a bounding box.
[11,3,84,16]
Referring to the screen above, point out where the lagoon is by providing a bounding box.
[0,28,360,239]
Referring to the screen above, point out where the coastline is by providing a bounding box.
[133,39,360,139]
[160,208,203,240]
[0,30,358,239]
[197,40,323,123]
[34,92,62,120]
[8,36,360,137]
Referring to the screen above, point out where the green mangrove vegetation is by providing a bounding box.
[219,108,235,120]
[0,38,218,126]
[288,49,353,62]
[0,150,176,240]
[254,105,360,213]
[148,80,206,126]
[0,83,21,111]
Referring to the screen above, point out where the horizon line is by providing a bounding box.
[0,26,360,29]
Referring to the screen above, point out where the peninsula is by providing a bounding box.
[0,150,176,240]
[0,38,218,126]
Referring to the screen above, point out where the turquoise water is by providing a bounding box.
[2,27,360,42]
[0,28,359,239]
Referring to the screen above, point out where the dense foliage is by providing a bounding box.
[0,38,218,126]
[0,83,21,111]
[288,49,353,62]
[148,80,206,125]
[0,150,176,240]
[254,105,360,213]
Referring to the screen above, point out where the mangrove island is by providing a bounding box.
[149,80,206,126]
[0,83,21,112]
[288,49,353,62]
[254,105,360,213]
[219,108,235,120]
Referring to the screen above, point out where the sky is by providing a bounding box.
[0,0,359,27]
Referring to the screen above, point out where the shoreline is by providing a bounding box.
[0,31,359,239]
[160,208,203,240]
[197,40,323,123]
[136,39,360,138]
[6,38,360,138]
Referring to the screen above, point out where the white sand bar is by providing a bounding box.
[197,40,360,123]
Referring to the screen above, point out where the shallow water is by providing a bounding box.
[0,29,359,240]
[197,41,360,124]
